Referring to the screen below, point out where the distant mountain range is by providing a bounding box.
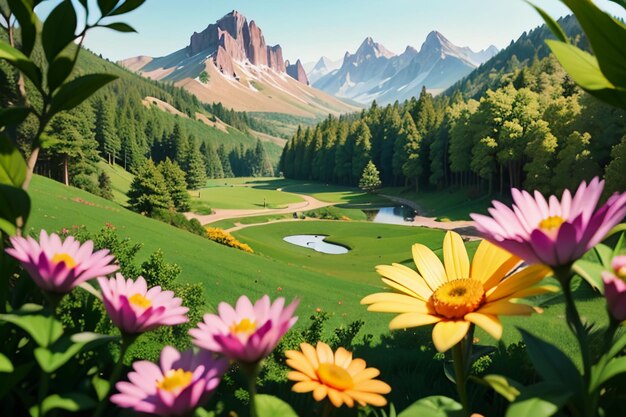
[119,11,359,118]
[311,32,498,104]
[304,56,343,84]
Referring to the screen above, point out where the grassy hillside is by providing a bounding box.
[97,161,133,205]
[190,185,304,213]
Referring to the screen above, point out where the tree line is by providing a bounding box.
[280,52,626,196]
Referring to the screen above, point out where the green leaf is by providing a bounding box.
[0,41,42,87]
[606,223,626,240]
[34,336,87,373]
[101,22,137,33]
[0,304,63,347]
[109,0,146,16]
[572,259,605,293]
[518,328,582,392]
[613,232,625,258]
[97,0,118,16]
[595,356,626,389]
[0,352,13,373]
[0,362,33,400]
[505,382,572,417]
[561,0,626,88]
[91,374,110,401]
[47,56,76,94]
[593,243,615,267]
[0,107,31,128]
[0,184,31,236]
[0,134,27,187]
[526,1,568,43]
[41,0,77,63]
[398,396,464,417]
[7,0,37,56]
[49,73,117,116]
[254,394,299,417]
[475,374,522,402]
[545,40,626,110]
[30,392,96,416]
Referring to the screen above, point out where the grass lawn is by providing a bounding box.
[97,161,133,205]
[189,185,304,213]
[210,213,293,229]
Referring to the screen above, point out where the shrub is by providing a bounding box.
[206,227,254,253]
[152,208,206,236]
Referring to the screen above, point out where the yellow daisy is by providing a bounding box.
[361,231,554,352]
[285,341,391,408]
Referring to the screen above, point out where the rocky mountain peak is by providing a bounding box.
[354,37,395,62]
[286,59,309,85]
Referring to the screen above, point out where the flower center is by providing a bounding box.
[156,368,193,393]
[431,279,485,319]
[230,318,256,335]
[129,293,152,309]
[617,266,626,280]
[51,253,77,269]
[317,363,354,391]
[538,216,565,231]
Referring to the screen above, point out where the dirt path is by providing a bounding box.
[184,193,334,225]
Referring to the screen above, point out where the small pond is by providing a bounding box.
[363,205,417,225]
[283,235,349,254]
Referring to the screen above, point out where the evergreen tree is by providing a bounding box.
[359,161,382,193]
[200,142,224,179]
[158,158,191,212]
[471,136,498,194]
[185,138,207,190]
[128,159,173,214]
[605,134,626,195]
[98,171,114,200]
[399,112,422,190]
[94,97,119,165]
[218,145,234,177]
[351,120,372,183]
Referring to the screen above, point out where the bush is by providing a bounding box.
[303,207,344,220]
[152,208,206,236]
[206,227,254,253]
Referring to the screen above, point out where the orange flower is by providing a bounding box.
[285,342,391,408]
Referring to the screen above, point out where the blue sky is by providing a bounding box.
[36,0,626,64]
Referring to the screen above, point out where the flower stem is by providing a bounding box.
[451,340,470,416]
[320,399,333,417]
[555,266,593,417]
[240,363,261,417]
[93,336,134,417]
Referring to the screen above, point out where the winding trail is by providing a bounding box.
[184,193,333,225]
[185,188,479,239]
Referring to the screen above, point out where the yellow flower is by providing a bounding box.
[361,231,554,352]
[286,341,391,408]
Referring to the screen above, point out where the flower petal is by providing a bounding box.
[464,313,502,340]
[389,312,441,330]
[412,243,446,290]
[443,231,470,280]
[431,320,470,352]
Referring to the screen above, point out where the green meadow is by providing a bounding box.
[189,184,304,213]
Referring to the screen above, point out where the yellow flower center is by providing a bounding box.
[617,266,626,280]
[317,363,354,391]
[538,216,565,231]
[431,279,485,319]
[51,253,77,269]
[230,318,256,335]
[129,293,152,309]
[156,369,193,393]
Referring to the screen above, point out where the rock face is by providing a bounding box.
[187,10,298,77]
[286,59,309,85]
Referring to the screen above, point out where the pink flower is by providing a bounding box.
[189,295,298,364]
[111,346,228,416]
[471,178,626,267]
[603,255,626,321]
[6,230,118,293]
[98,274,189,335]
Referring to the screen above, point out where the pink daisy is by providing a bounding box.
[98,274,189,335]
[471,178,626,267]
[190,295,298,364]
[111,346,228,416]
[603,255,626,321]
[6,230,118,293]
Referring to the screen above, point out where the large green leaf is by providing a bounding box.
[594,356,626,389]
[101,22,136,33]
[255,394,299,417]
[49,73,117,116]
[475,374,522,402]
[398,396,464,417]
[518,328,582,392]
[29,392,96,417]
[526,1,568,43]
[47,56,76,94]
[0,184,31,236]
[561,0,626,88]
[0,41,42,88]
[34,336,87,373]
[0,107,31,128]
[97,0,118,16]
[572,259,605,293]
[41,0,77,64]
[0,352,13,373]
[109,0,146,16]
[0,304,63,347]
[0,362,33,400]
[505,382,572,417]
[7,0,37,56]
[0,134,27,187]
